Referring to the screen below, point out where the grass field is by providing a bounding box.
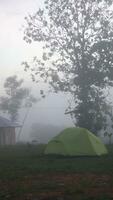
[0,144,113,200]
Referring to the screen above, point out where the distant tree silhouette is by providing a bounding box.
[0,75,37,121]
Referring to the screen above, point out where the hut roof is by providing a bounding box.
[0,116,21,128]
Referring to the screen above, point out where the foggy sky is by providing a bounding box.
[0,0,73,141]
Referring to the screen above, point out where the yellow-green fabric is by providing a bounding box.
[45,127,108,156]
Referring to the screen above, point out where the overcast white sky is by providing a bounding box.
[0,0,43,80]
[0,0,73,140]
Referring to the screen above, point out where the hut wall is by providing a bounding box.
[9,128,15,145]
[0,127,16,145]
[0,128,4,145]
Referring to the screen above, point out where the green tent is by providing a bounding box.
[45,127,108,156]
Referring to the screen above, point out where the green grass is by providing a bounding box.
[0,144,113,180]
[0,144,113,199]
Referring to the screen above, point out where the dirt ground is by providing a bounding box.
[0,173,113,200]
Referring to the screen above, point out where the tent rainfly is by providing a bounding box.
[45,127,108,156]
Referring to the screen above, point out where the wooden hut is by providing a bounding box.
[0,116,20,145]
